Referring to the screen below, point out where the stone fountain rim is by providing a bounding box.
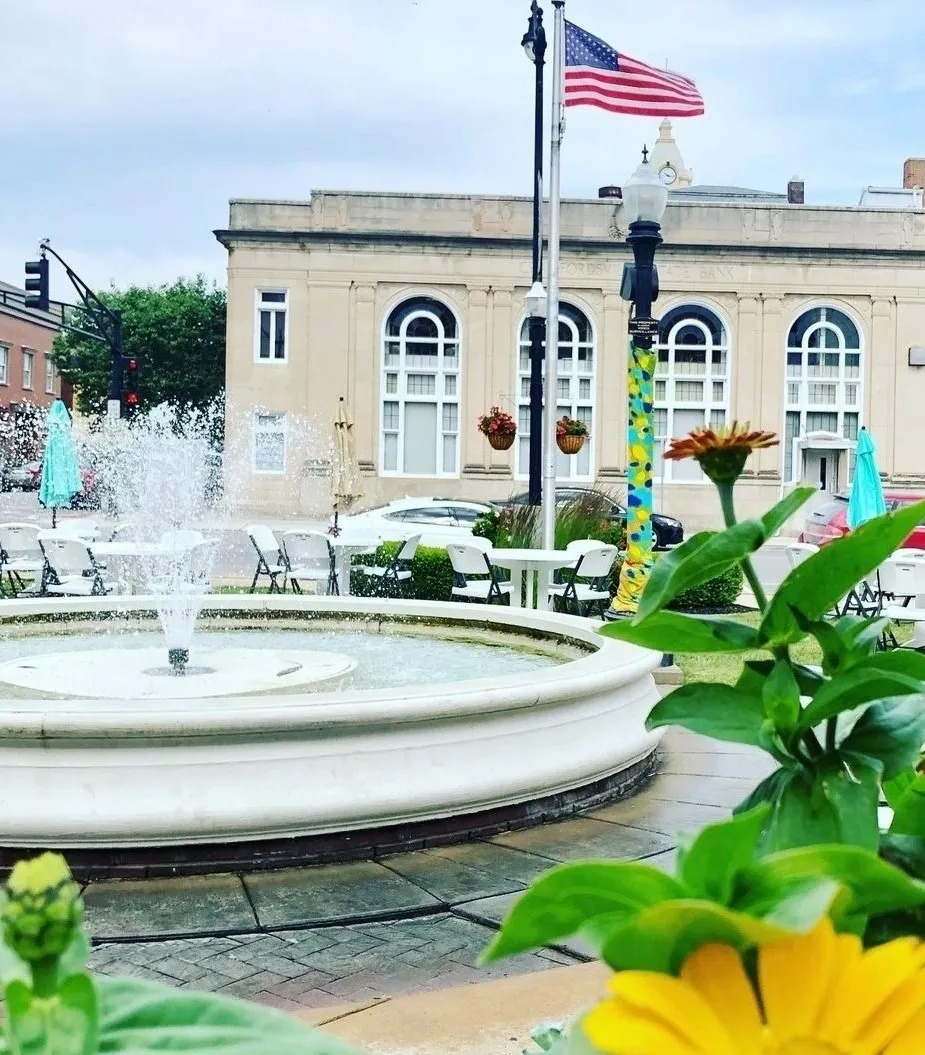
[0,595,658,740]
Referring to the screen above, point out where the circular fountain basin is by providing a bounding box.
[0,647,356,699]
[0,595,663,860]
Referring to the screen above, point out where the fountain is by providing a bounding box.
[0,403,663,871]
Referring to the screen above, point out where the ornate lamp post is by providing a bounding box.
[522,1,547,506]
[608,148,669,618]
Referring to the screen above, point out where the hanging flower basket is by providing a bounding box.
[556,415,588,455]
[477,406,517,453]
[557,433,585,455]
[488,432,516,451]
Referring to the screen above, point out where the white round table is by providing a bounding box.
[489,548,577,610]
[327,534,380,597]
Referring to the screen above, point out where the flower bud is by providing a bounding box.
[2,853,82,963]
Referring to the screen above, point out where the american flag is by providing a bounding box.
[564,22,704,118]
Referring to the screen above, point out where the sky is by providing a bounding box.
[3,0,925,299]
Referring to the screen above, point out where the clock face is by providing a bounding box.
[659,164,678,186]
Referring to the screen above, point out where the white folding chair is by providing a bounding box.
[39,535,114,596]
[109,522,143,542]
[172,539,217,595]
[548,544,618,617]
[446,543,512,604]
[246,524,288,593]
[357,535,420,596]
[282,531,335,594]
[0,522,46,596]
[160,528,205,552]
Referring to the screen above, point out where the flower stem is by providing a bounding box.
[30,959,58,999]
[825,717,837,754]
[717,482,769,610]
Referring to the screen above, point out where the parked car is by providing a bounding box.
[798,490,925,549]
[1,461,41,491]
[493,487,684,550]
[69,467,101,510]
[333,498,494,549]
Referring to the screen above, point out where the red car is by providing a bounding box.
[799,490,925,549]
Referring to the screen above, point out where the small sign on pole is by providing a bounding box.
[628,316,659,338]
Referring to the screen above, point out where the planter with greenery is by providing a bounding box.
[556,416,588,455]
[477,406,517,451]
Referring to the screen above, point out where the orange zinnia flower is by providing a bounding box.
[663,421,778,484]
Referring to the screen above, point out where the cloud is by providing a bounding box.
[3,0,925,289]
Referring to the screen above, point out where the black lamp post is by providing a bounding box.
[522,1,547,506]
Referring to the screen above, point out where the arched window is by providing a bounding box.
[381,296,460,476]
[783,306,862,482]
[517,302,595,480]
[654,304,730,482]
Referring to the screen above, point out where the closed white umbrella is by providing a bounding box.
[330,397,362,535]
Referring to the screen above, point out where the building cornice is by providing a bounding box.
[213,227,925,265]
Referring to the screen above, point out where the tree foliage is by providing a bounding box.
[50,277,226,418]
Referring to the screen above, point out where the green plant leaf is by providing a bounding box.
[762,659,801,732]
[889,772,925,836]
[97,975,363,1053]
[883,769,916,811]
[481,862,687,962]
[677,806,770,904]
[762,501,925,642]
[636,488,814,621]
[4,972,98,1055]
[599,610,762,653]
[797,670,924,730]
[598,895,826,974]
[839,697,925,779]
[739,843,925,919]
[757,755,881,853]
[880,832,925,879]
[646,682,768,747]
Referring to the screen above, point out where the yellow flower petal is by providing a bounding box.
[680,943,763,1055]
[582,1002,701,1055]
[825,939,925,1048]
[885,1008,925,1055]
[607,971,736,1055]
[855,972,925,1053]
[759,918,837,1040]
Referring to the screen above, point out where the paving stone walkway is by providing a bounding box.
[87,730,771,1011]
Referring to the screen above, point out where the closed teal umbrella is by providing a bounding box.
[39,400,82,527]
[847,427,887,530]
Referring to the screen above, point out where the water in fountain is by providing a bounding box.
[86,402,222,673]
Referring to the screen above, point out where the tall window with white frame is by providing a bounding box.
[255,290,288,362]
[252,411,287,474]
[653,305,730,482]
[517,302,596,480]
[381,297,460,476]
[783,306,862,483]
[45,354,57,395]
[22,350,34,391]
[0,345,8,386]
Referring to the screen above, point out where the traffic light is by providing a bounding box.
[24,258,49,312]
[122,357,140,420]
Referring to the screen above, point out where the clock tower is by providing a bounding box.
[648,118,693,188]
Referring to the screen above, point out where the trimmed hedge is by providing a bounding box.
[667,563,744,610]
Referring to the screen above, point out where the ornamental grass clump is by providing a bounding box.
[483,421,925,1054]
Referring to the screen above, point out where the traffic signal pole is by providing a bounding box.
[26,241,125,421]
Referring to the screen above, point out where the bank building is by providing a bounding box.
[216,120,925,529]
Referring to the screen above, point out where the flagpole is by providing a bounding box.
[541,0,565,550]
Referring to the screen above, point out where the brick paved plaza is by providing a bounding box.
[86,730,768,1011]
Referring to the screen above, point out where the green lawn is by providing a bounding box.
[675,611,914,686]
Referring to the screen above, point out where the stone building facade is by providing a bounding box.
[215,149,925,531]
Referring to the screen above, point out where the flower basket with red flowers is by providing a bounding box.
[555,415,588,454]
[477,406,517,450]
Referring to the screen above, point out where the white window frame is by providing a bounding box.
[380,296,460,478]
[44,354,57,395]
[653,304,731,483]
[0,345,8,385]
[783,305,863,484]
[516,302,596,482]
[254,289,289,364]
[22,349,34,390]
[251,411,287,474]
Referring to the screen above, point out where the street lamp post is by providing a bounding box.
[608,148,669,618]
[522,1,547,507]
